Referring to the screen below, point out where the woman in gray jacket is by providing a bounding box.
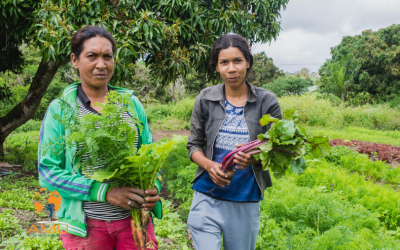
[186,34,282,250]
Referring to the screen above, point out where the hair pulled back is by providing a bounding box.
[209,34,253,75]
[71,26,117,59]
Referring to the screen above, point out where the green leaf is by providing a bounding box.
[270,120,296,142]
[259,114,279,126]
[290,157,306,174]
[307,135,331,158]
[91,169,119,183]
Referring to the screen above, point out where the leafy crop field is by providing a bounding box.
[3,132,400,249]
[2,94,400,249]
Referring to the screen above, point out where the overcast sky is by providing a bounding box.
[252,0,400,73]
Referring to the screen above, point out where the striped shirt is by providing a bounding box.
[76,84,138,220]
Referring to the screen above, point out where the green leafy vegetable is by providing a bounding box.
[223,109,331,177]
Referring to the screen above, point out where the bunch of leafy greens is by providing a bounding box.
[256,109,331,177]
[91,135,186,248]
[221,109,331,178]
[44,91,141,175]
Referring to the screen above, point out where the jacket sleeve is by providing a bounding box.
[268,94,282,120]
[38,100,108,202]
[187,93,206,162]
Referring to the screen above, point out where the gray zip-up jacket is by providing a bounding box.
[186,82,282,198]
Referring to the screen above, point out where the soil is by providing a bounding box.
[159,183,183,211]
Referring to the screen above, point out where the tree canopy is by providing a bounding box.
[0,0,289,157]
[248,51,284,87]
[318,24,400,99]
[263,77,312,97]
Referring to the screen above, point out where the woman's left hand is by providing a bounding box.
[233,144,260,170]
[142,187,160,211]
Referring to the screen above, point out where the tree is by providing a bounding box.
[0,0,289,158]
[182,68,208,95]
[296,67,310,78]
[248,51,284,87]
[318,24,400,100]
[318,56,352,102]
[263,77,312,97]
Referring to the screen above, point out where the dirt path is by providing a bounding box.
[152,130,190,141]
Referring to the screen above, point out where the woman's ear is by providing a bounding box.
[246,60,250,69]
[71,53,79,69]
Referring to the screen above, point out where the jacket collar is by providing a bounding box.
[203,81,258,103]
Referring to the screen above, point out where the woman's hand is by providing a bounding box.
[206,162,236,187]
[142,187,160,211]
[105,186,159,211]
[233,144,260,170]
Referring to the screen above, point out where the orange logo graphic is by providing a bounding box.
[33,188,62,220]
[29,188,66,235]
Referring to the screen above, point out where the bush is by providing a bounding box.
[13,119,42,133]
[145,98,195,130]
[4,131,39,172]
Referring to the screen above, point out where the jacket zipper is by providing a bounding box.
[243,101,264,197]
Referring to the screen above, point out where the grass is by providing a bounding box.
[279,93,400,131]
[144,93,400,133]
[305,126,400,146]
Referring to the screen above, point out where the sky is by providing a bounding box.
[251,0,400,73]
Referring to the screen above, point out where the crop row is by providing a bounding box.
[331,138,400,163]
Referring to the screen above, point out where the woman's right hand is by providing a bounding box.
[105,187,146,210]
[206,162,236,187]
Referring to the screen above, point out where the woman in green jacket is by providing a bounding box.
[38,26,161,249]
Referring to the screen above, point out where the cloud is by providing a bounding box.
[252,0,400,73]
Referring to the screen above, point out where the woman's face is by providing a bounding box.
[216,46,250,88]
[71,36,114,89]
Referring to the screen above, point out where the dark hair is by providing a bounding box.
[209,34,253,75]
[71,26,117,59]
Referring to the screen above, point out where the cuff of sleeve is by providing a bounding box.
[89,181,109,202]
[154,179,162,194]
[189,148,204,162]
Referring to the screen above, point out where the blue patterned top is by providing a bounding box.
[192,99,262,201]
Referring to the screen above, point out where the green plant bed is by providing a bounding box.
[259,174,400,249]
[0,209,23,244]
[297,160,400,230]
[0,232,63,250]
[325,146,400,185]
[154,199,192,249]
